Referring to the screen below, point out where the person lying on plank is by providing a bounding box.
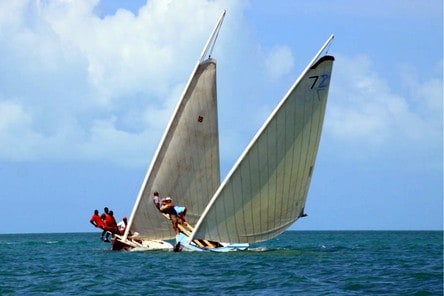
[159,197,187,234]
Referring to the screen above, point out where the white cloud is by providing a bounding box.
[264,46,294,81]
[77,117,150,166]
[0,101,37,161]
[325,54,443,167]
[0,101,31,132]
[39,0,232,103]
[0,0,246,167]
[0,0,440,172]
[0,100,68,161]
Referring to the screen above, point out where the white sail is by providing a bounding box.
[123,12,226,242]
[191,52,335,244]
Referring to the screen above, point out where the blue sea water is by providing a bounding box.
[0,231,442,295]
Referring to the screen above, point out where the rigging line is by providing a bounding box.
[325,36,334,55]
[207,23,222,59]
[199,10,226,63]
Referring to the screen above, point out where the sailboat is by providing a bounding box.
[112,11,227,251]
[175,36,335,251]
[112,10,335,252]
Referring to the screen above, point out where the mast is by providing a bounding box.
[199,10,226,63]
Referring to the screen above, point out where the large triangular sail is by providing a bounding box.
[123,11,226,242]
[191,37,335,244]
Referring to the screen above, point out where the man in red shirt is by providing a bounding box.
[90,209,103,229]
[103,210,118,242]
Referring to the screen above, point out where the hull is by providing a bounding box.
[112,235,173,251]
[174,233,248,252]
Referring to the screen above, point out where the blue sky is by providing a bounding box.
[0,0,442,234]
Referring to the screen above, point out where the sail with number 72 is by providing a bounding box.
[190,49,335,245]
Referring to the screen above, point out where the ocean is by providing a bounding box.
[0,231,442,295]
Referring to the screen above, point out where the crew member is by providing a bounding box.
[90,209,103,229]
[100,207,109,240]
[117,216,128,235]
[159,197,181,235]
[174,205,187,225]
[103,210,118,242]
[153,192,161,210]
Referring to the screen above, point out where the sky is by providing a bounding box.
[0,0,442,234]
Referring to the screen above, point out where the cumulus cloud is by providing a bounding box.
[0,0,441,172]
[40,0,230,102]
[327,54,400,145]
[0,101,37,160]
[325,54,442,167]
[0,0,246,166]
[264,45,294,81]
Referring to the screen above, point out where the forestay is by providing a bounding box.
[191,55,335,244]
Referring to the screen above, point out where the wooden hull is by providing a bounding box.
[112,235,173,251]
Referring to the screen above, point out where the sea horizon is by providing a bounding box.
[1,229,442,235]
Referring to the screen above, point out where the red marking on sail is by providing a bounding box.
[198,116,204,123]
